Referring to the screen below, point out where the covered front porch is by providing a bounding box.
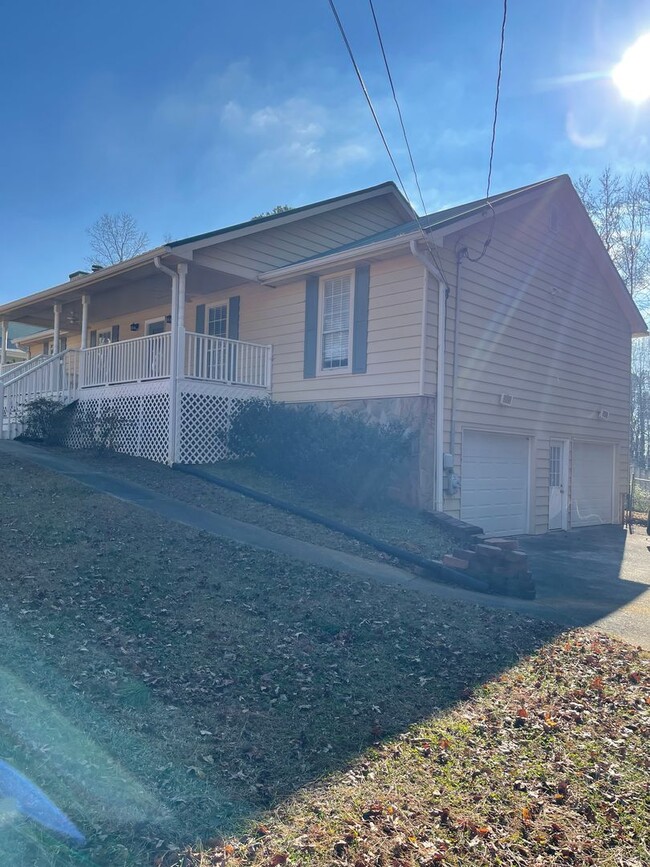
[0,251,272,463]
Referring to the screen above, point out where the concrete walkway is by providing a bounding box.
[2,440,648,648]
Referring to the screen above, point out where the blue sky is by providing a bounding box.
[1,0,648,302]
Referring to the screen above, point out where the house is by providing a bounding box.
[0,176,646,536]
[0,323,40,372]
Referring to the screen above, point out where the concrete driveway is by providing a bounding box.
[517,526,649,649]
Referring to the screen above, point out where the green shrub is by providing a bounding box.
[19,398,74,445]
[228,399,413,506]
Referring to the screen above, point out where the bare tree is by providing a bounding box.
[576,168,650,308]
[577,167,650,470]
[86,213,150,266]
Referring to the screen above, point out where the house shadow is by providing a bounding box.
[517,524,649,641]
[1,492,648,864]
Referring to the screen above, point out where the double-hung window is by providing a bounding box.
[206,303,229,380]
[208,304,228,338]
[320,272,353,372]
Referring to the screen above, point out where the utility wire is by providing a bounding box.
[366,0,449,282]
[326,0,447,280]
[326,0,410,199]
[463,0,508,262]
[368,0,428,218]
[486,0,508,201]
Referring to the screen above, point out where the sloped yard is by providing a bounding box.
[52,450,455,563]
[0,452,647,867]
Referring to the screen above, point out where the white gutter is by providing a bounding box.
[409,240,447,513]
[154,257,180,465]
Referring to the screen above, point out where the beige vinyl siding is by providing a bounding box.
[434,189,631,532]
[194,198,405,274]
[185,255,425,403]
[62,302,174,352]
[423,271,440,397]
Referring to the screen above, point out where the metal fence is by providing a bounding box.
[627,473,650,532]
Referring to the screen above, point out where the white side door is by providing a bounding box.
[548,440,568,530]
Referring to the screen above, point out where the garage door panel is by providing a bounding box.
[461,431,529,536]
[571,442,614,527]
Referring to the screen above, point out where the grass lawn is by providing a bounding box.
[0,452,647,866]
[52,450,454,564]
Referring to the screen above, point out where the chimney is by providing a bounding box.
[91,264,104,272]
[69,270,90,280]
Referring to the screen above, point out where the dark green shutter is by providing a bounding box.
[352,264,370,374]
[111,324,120,343]
[303,275,319,378]
[89,330,97,348]
[42,341,49,355]
[195,304,206,334]
[228,296,240,340]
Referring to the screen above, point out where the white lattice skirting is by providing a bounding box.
[65,379,265,465]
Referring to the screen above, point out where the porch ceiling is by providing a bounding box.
[0,256,246,329]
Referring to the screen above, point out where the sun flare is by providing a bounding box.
[612,33,650,103]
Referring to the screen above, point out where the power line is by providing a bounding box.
[326,0,410,199]
[486,0,508,202]
[462,0,508,263]
[326,0,447,280]
[367,0,428,217]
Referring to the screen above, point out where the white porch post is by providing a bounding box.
[0,320,7,367]
[168,273,179,464]
[80,294,90,349]
[53,303,62,354]
[176,263,188,381]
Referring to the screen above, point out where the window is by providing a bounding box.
[208,304,228,338]
[48,336,67,354]
[97,329,113,345]
[549,445,561,488]
[320,273,352,371]
[146,318,166,336]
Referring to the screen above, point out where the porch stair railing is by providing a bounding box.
[0,353,46,384]
[0,350,80,440]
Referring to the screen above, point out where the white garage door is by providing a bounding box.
[461,430,530,536]
[571,442,614,527]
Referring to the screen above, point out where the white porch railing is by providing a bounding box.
[2,333,271,438]
[81,332,172,387]
[0,353,45,384]
[185,331,271,389]
[1,350,80,439]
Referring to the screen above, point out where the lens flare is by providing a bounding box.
[612,33,650,103]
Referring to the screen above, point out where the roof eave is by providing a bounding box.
[0,247,174,319]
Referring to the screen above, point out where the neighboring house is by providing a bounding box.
[0,322,41,371]
[0,176,646,535]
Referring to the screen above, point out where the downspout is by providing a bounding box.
[449,250,466,481]
[410,240,447,512]
[418,268,428,396]
[154,257,179,465]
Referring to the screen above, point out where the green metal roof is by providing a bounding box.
[284,176,569,267]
